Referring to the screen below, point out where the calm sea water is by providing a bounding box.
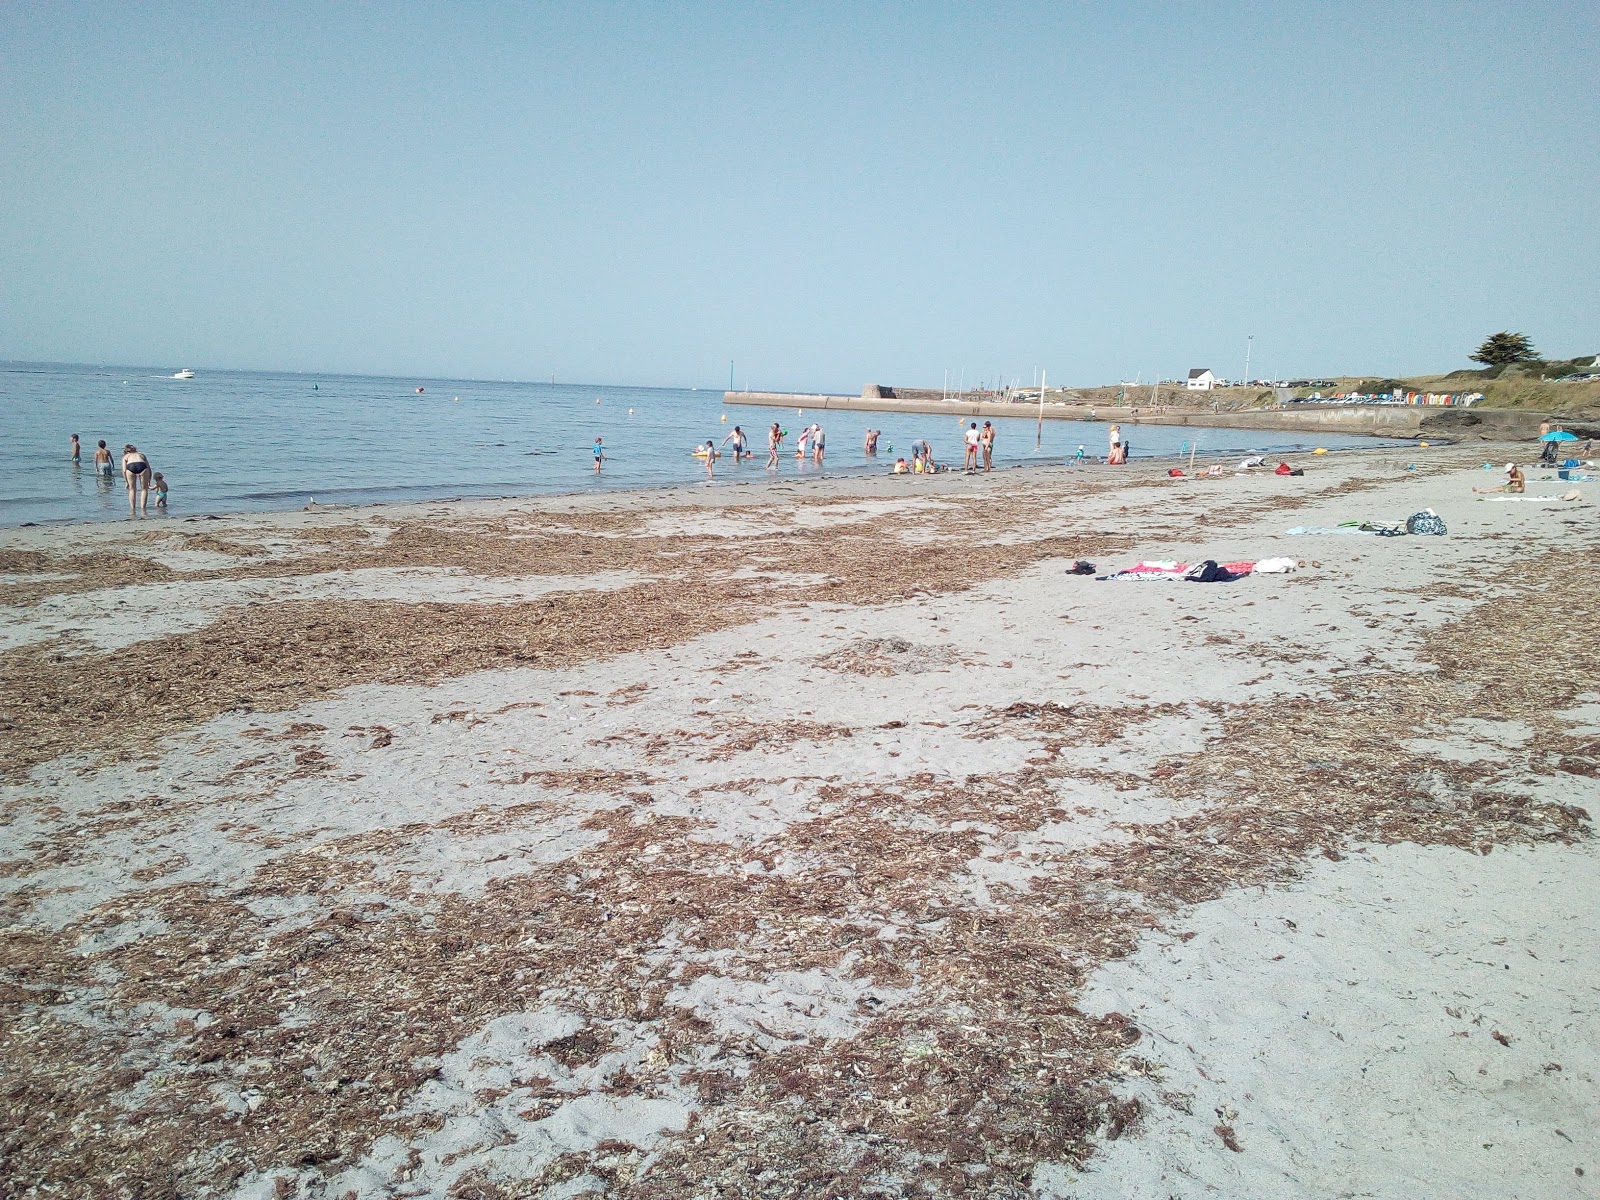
[0,362,1414,526]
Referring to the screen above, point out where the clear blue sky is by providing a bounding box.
[2,2,1595,391]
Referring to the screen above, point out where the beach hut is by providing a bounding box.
[1186,368,1216,391]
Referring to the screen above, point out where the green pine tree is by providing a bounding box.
[1470,331,1540,366]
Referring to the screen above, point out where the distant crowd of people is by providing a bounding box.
[580,412,1154,488]
[671,418,1019,480]
[69,433,167,514]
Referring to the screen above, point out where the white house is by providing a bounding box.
[1186,368,1216,391]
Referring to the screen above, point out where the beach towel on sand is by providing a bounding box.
[1103,560,1256,581]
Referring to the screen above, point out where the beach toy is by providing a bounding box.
[1418,441,1429,447]
[721,414,726,422]
[1312,447,1327,455]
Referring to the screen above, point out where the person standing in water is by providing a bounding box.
[69,434,81,464]
[767,423,783,468]
[703,440,718,477]
[93,440,114,476]
[120,444,152,514]
[593,436,604,473]
[812,423,826,466]
[720,425,747,461]
[795,425,810,460]
[979,421,996,473]
[963,422,981,470]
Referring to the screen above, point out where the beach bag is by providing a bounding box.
[1067,560,1096,575]
[1184,560,1230,583]
[1405,511,1447,536]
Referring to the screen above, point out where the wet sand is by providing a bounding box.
[1,445,1595,1198]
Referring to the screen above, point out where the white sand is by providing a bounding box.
[1,449,1595,1197]
[1069,836,1600,1200]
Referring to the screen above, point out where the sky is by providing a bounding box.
[2,2,1595,392]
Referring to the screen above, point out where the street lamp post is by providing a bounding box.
[1244,335,1254,388]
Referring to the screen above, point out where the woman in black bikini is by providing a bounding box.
[121,444,152,514]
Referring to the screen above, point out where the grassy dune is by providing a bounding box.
[1054,368,1600,417]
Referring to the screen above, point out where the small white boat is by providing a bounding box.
[172,369,196,380]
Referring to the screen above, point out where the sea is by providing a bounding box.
[0,361,1417,527]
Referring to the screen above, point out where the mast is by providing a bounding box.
[1035,369,1046,451]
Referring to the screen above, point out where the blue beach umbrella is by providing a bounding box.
[1539,430,1578,441]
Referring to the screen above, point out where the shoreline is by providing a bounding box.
[1,445,1594,1197]
[2,437,1439,534]
[726,390,1566,440]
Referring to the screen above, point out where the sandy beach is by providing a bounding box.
[1,447,1595,1199]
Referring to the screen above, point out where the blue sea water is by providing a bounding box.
[0,361,1415,527]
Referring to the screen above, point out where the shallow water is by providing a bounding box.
[0,362,1415,526]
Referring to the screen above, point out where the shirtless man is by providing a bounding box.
[963,422,980,470]
[121,444,152,514]
[767,423,783,468]
[979,421,996,472]
[720,425,747,462]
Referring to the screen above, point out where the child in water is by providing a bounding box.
[152,472,169,508]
